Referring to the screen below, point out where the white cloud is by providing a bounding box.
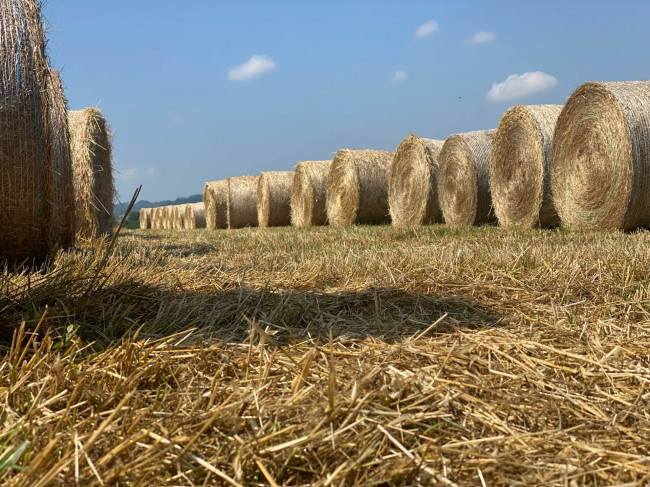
[415,20,439,38]
[116,168,139,183]
[228,54,277,81]
[486,71,557,102]
[470,31,496,44]
[391,70,408,83]
[146,167,157,177]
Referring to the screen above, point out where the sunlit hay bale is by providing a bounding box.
[0,1,65,260]
[68,107,115,239]
[290,160,332,227]
[162,206,173,230]
[388,134,445,226]
[551,81,650,230]
[172,204,185,230]
[152,207,163,229]
[326,149,394,226]
[184,202,205,229]
[203,180,228,230]
[490,105,563,228]
[227,176,259,229]
[437,130,497,225]
[257,171,294,227]
[139,208,151,229]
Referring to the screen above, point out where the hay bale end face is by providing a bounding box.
[326,149,394,226]
[203,180,228,230]
[184,203,206,229]
[551,81,650,230]
[227,176,259,229]
[437,130,497,226]
[257,171,294,227]
[490,105,563,228]
[290,160,331,227]
[388,134,445,226]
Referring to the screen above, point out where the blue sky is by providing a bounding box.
[44,0,650,203]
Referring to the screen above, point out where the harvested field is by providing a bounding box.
[291,160,331,227]
[1,225,649,486]
[257,171,294,227]
[203,180,228,230]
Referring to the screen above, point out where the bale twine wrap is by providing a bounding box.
[388,134,445,226]
[172,205,184,230]
[139,208,151,229]
[257,170,294,227]
[68,108,115,239]
[203,180,228,230]
[227,176,259,229]
[0,1,67,260]
[290,160,331,227]
[326,149,394,226]
[184,202,206,229]
[490,105,563,228]
[437,130,497,225]
[551,81,650,230]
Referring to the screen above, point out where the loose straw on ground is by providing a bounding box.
[437,130,497,225]
[227,176,259,229]
[290,160,331,227]
[204,180,228,230]
[184,203,206,229]
[326,150,394,226]
[257,171,294,227]
[551,81,650,230]
[388,134,445,226]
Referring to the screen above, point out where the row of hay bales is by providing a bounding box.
[140,203,206,230]
[0,0,115,261]
[141,80,650,233]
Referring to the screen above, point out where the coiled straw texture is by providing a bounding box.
[227,176,259,229]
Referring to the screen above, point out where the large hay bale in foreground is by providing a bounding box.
[184,203,206,229]
[203,180,228,230]
[257,171,294,227]
[326,150,394,226]
[0,1,67,260]
[68,108,115,239]
[551,81,650,230]
[438,130,497,225]
[227,176,259,229]
[388,134,445,226]
[139,208,151,229]
[490,105,563,228]
[290,160,331,227]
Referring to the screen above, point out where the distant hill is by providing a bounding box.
[115,194,202,218]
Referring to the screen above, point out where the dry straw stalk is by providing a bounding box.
[326,149,394,226]
[438,130,497,225]
[227,176,259,229]
[203,180,228,230]
[551,81,650,230]
[184,202,206,229]
[139,208,151,229]
[257,171,294,227]
[389,134,445,226]
[290,160,331,227]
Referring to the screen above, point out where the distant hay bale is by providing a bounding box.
[152,207,163,229]
[162,206,173,230]
[203,180,228,230]
[172,205,184,230]
[437,130,497,225]
[290,160,332,227]
[0,1,68,260]
[490,105,563,228]
[388,134,445,226]
[227,176,258,229]
[184,203,206,229]
[326,150,394,226]
[139,208,151,229]
[257,171,294,227]
[551,81,650,230]
[68,107,115,239]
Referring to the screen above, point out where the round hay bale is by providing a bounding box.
[162,206,173,230]
[172,205,184,230]
[551,81,650,230]
[139,208,151,229]
[0,1,67,261]
[152,207,163,229]
[326,149,394,226]
[290,160,332,227]
[437,130,497,225]
[388,134,445,226]
[184,203,206,229]
[490,105,563,228]
[227,176,258,229]
[203,180,228,230]
[68,107,115,239]
[257,171,294,227]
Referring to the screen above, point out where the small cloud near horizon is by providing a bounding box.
[486,71,557,102]
[415,20,439,38]
[469,31,496,44]
[391,70,408,83]
[228,54,277,81]
[116,168,139,183]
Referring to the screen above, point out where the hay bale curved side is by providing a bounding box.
[162,206,173,230]
[152,207,163,229]
[139,208,151,229]
[326,150,394,226]
[257,171,294,227]
[172,205,185,230]
[551,81,650,230]
[184,202,206,229]
[490,105,563,228]
[437,130,497,225]
[203,180,228,230]
[68,108,115,239]
[290,160,331,227]
[388,135,445,226]
[227,176,259,229]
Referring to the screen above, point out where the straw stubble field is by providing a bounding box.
[1,225,650,486]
